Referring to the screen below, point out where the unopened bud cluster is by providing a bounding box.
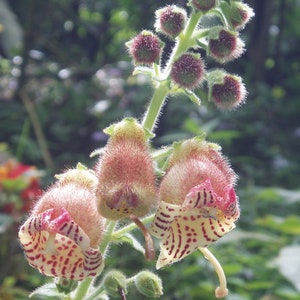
[126,0,253,110]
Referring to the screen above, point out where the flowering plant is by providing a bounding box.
[17,1,254,299]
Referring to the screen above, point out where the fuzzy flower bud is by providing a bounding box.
[190,0,218,12]
[208,70,247,110]
[55,163,98,188]
[95,118,157,221]
[103,270,128,298]
[207,27,244,63]
[18,174,104,280]
[155,5,187,39]
[126,30,162,65]
[170,53,205,89]
[150,137,239,269]
[134,271,163,298]
[55,278,77,294]
[227,2,255,31]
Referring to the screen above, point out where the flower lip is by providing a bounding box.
[151,179,239,269]
[18,207,103,280]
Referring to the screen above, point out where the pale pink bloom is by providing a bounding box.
[19,182,104,280]
[150,138,239,269]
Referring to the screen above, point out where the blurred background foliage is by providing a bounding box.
[1,0,300,299]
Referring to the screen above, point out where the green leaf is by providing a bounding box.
[29,283,62,299]
[132,66,154,76]
[184,89,201,105]
[255,215,300,235]
[116,233,145,255]
[209,130,241,142]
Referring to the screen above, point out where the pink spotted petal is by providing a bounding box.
[184,179,240,221]
[18,208,103,280]
[155,180,239,269]
[156,211,236,269]
[150,201,182,239]
[183,179,218,209]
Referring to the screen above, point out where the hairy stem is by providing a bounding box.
[142,82,169,133]
[72,221,117,300]
[142,10,203,132]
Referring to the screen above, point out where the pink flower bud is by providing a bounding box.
[208,27,244,63]
[155,5,187,39]
[55,163,98,189]
[150,138,239,268]
[191,0,218,12]
[228,2,255,31]
[170,53,205,89]
[126,31,162,65]
[209,71,247,110]
[18,181,104,280]
[95,118,157,220]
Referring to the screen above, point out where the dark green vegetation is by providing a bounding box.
[1,0,300,299]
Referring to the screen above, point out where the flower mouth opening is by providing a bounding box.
[108,186,139,213]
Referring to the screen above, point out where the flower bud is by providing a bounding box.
[55,163,98,189]
[95,118,157,220]
[190,0,218,12]
[102,270,127,298]
[134,271,163,298]
[227,2,255,31]
[155,5,187,39]
[208,70,247,110]
[170,53,205,89]
[207,27,244,63]
[18,177,104,280]
[55,278,77,294]
[126,30,162,65]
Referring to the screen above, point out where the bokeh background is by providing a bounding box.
[1,0,300,299]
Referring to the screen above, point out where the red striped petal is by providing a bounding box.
[18,208,103,280]
[152,180,239,269]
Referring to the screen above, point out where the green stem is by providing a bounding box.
[73,278,93,300]
[163,10,203,75]
[100,220,117,256]
[72,221,117,300]
[142,82,169,132]
[142,10,203,132]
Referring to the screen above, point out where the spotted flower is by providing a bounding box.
[151,137,240,269]
[18,167,104,280]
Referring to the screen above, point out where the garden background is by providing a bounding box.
[1,0,300,299]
